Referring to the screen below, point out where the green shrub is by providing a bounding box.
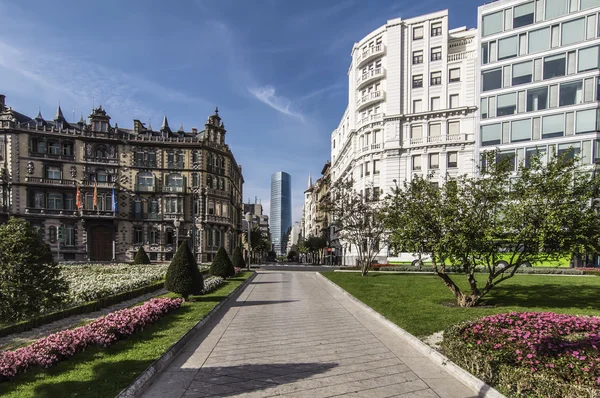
[0,217,69,322]
[133,246,151,264]
[231,246,246,268]
[165,242,204,300]
[210,247,235,278]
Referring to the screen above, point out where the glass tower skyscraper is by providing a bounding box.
[270,172,292,255]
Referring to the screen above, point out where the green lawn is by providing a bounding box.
[389,253,572,267]
[323,272,600,337]
[0,272,252,398]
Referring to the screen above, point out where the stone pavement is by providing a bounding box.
[141,271,480,398]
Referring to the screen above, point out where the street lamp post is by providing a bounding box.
[173,218,181,249]
[245,212,252,271]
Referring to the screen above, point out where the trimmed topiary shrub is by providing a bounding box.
[210,247,235,278]
[133,246,151,264]
[0,217,69,322]
[231,247,246,268]
[165,242,204,300]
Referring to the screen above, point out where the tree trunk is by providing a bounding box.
[361,259,369,276]
[434,272,482,307]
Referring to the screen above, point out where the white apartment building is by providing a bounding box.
[477,0,600,170]
[330,10,478,265]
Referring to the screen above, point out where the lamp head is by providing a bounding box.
[173,218,181,228]
[245,212,252,223]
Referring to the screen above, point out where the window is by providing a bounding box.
[496,150,516,171]
[431,22,442,36]
[511,119,532,142]
[576,109,599,134]
[526,147,547,168]
[562,18,586,45]
[545,0,568,20]
[94,145,107,158]
[49,226,57,244]
[557,142,581,162]
[481,123,502,146]
[133,199,142,219]
[581,0,600,9]
[149,198,159,215]
[528,27,550,53]
[431,47,442,61]
[497,93,517,116]
[482,11,503,36]
[448,121,460,135]
[543,54,565,79]
[447,152,458,168]
[36,140,46,154]
[413,99,422,112]
[512,61,532,85]
[64,225,75,247]
[48,142,60,155]
[136,172,154,188]
[482,69,502,91]
[559,81,583,106]
[64,194,74,210]
[47,193,63,209]
[413,26,424,39]
[365,161,371,175]
[430,71,441,85]
[449,68,460,82]
[412,155,421,171]
[373,187,380,201]
[450,94,459,109]
[411,125,423,139]
[578,46,600,72]
[429,123,441,137]
[167,173,184,187]
[527,87,548,111]
[514,2,534,28]
[149,228,159,245]
[133,227,143,244]
[373,160,380,175]
[412,75,423,88]
[46,166,61,180]
[482,42,489,64]
[481,98,488,119]
[413,50,423,64]
[431,97,440,110]
[498,36,518,60]
[429,153,439,169]
[542,114,565,138]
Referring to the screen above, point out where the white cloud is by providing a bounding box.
[248,85,305,122]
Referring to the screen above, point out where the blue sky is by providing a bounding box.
[0,0,480,222]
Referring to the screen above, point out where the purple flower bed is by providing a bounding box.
[442,312,600,396]
[0,297,183,382]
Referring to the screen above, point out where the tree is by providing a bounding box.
[133,246,151,264]
[0,217,68,321]
[384,151,600,307]
[165,241,204,300]
[322,179,387,275]
[287,250,297,262]
[210,246,235,278]
[305,235,326,264]
[231,246,246,268]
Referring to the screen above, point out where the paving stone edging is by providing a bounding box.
[116,272,257,398]
[315,272,506,398]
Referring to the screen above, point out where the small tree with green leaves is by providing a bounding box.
[165,241,204,300]
[133,246,151,264]
[0,217,68,321]
[210,246,235,278]
[231,246,246,268]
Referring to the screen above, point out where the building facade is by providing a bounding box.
[270,171,292,255]
[477,0,600,171]
[0,95,244,263]
[330,10,479,264]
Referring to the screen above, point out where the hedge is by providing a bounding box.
[339,265,590,275]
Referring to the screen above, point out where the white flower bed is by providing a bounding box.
[203,276,224,294]
[60,264,168,306]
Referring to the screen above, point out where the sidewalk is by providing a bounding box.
[141,271,481,398]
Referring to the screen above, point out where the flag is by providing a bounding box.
[93,182,98,208]
[112,188,117,212]
[75,186,82,210]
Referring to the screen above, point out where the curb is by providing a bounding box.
[116,272,258,398]
[315,272,506,398]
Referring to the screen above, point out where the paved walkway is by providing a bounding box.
[142,271,479,398]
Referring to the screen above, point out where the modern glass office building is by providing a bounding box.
[270,172,292,255]
[477,0,600,170]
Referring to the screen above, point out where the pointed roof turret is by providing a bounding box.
[78,112,85,126]
[161,113,171,133]
[54,103,65,121]
[178,122,184,133]
[36,107,44,120]
[147,119,152,131]
[308,173,313,188]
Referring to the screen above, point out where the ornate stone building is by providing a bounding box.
[0,94,244,263]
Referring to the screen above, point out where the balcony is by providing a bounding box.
[447,50,476,62]
[355,44,385,68]
[147,212,162,220]
[356,91,385,111]
[356,113,384,130]
[206,214,230,224]
[83,156,118,165]
[356,68,385,89]
[29,151,75,161]
[405,133,471,147]
[25,177,76,186]
[81,209,116,218]
[24,207,78,217]
[163,185,185,193]
[80,180,115,188]
[134,184,156,192]
[133,160,158,168]
[164,212,184,221]
[167,161,184,169]
[206,187,230,198]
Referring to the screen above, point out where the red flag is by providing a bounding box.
[93,182,98,208]
[76,186,82,210]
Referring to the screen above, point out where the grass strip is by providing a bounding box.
[322,272,600,337]
[0,272,251,398]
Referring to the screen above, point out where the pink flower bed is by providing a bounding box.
[457,312,600,388]
[0,297,183,382]
[234,267,242,276]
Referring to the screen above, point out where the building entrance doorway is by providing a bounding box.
[89,226,113,261]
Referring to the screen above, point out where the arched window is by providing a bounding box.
[48,141,60,155]
[207,175,213,189]
[95,145,107,158]
[207,154,213,172]
[136,172,154,190]
[97,170,108,182]
[167,173,183,187]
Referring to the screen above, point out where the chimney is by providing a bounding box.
[192,127,198,134]
[0,94,5,111]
